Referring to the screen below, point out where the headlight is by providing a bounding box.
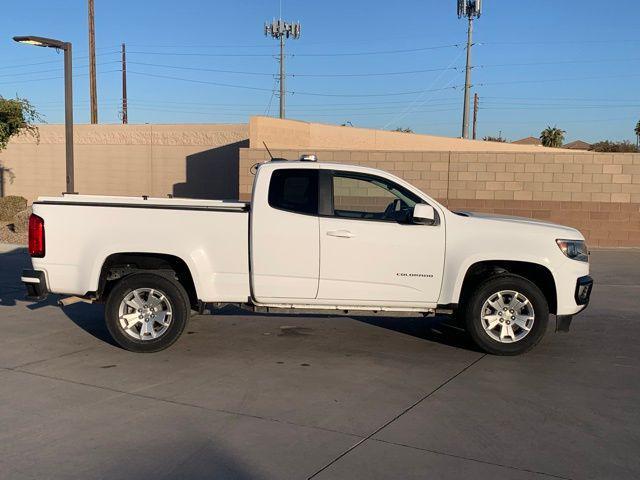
[556,239,589,262]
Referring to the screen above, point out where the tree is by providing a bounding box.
[539,126,565,148]
[0,96,41,151]
[483,135,507,143]
[635,119,640,148]
[392,127,414,133]
[589,140,639,153]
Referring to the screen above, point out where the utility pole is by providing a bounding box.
[121,43,128,124]
[88,0,98,124]
[472,92,479,140]
[264,19,301,119]
[457,0,482,139]
[279,34,285,119]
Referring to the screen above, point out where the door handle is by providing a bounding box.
[326,229,355,238]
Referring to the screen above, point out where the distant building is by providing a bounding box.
[512,136,542,146]
[563,140,592,151]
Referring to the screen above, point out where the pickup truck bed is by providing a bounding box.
[32,195,252,303]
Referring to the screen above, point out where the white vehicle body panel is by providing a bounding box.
[30,161,590,318]
[250,162,320,301]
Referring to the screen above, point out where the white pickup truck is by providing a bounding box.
[22,156,592,355]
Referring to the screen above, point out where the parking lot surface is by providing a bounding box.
[0,245,638,479]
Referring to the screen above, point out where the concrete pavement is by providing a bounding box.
[0,245,638,479]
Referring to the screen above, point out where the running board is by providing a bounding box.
[243,304,436,317]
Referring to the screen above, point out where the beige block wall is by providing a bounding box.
[239,148,640,248]
[0,124,249,202]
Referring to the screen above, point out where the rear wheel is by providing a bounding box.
[105,273,189,352]
[463,274,549,355]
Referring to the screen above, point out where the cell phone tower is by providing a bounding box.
[264,18,301,119]
[458,0,482,139]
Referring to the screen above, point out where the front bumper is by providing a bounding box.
[556,275,593,332]
[574,275,593,306]
[21,269,48,301]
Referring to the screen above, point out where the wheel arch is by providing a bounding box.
[95,252,199,308]
[457,260,557,314]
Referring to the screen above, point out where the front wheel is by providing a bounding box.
[105,273,190,353]
[463,274,549,355]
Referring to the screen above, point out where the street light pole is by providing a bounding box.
[64,42,75,193]
[13,36,76,194]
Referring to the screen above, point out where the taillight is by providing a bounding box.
[28,214,45,258]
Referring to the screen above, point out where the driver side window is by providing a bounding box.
[331,172,420,222]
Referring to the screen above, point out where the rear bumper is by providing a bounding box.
[21,269,48,301]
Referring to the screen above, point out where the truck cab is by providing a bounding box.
[251,160,445,309]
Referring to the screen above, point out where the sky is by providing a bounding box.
[1,0,639,143]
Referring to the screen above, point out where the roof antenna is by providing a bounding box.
[251,141,281,175]
[263,141,274,160]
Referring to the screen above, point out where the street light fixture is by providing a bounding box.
[13,35,76,194]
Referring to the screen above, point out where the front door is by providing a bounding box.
[317,170,445,306]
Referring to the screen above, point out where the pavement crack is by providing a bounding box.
[3,367,363,441]
[372,438,573,480]
[8,347,94,370]
[307,353,487,479]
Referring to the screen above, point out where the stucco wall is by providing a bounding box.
[0,124,248,202]
[249,116,567,153]
[239,148,640,248]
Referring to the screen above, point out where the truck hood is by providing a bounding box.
[455,211,583,238]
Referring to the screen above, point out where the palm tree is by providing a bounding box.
[634,120,640,148]
[540,126,566,148]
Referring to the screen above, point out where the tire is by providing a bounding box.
[462,274,549,356]
[105,273,190,353]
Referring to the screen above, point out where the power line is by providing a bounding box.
[289,43,461,57]
[475,72,640,87]
[127,50,282,58]
[0,61,119,78]
[127,43,461,59]
[128,61,276,76]
[110,104,460,118]
[0,69,120,86]
[119,97,460,108]
[482,104,640,110]
[127,70,463,97]
[290,66,461,77]
[478,39,640,46]
[0,50,120,71]
[126,60,461,78]
[382,49,466,129]
[478,58,640,68]
[482,95,639,102]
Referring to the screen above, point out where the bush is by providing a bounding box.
[589,140,639,153]
[0,195,27,221]
[483,136,507,143]
[12,206,32,234]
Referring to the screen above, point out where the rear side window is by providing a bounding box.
[268,169,319,215]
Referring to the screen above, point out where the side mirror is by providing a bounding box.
[412,204,436,225]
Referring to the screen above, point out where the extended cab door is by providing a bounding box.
[250,163,320,301]
[317,168,445,307]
